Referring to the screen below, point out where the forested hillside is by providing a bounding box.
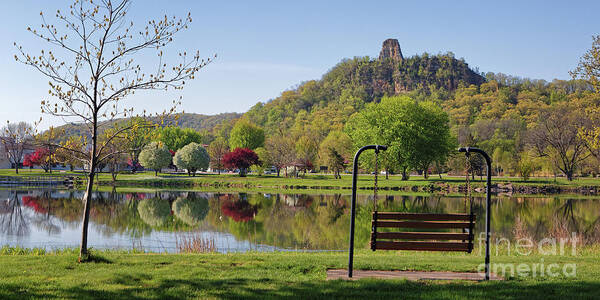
[243,51,484,137]
[225,39,600,178]
[55,112,241,141]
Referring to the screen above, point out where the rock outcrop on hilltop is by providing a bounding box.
[379,38,403,62]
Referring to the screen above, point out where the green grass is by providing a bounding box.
[0,248,599,299]
[0,168,82,177]
[1,168,599,193]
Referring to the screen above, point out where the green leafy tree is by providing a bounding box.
[153,126,208,152]
[139,142,172,176]
[579,105,600,163]
[173,142,209,176]
[346,96,409,179]
[295,135,318,174]
[518,153,537,181]
[571,35,600,92]
[122,118,155,173]
[346,96,453,179]
[252,147,271,176]
[572,36,600,166]
[229,119,265,150]
[318,131,352,179]
[409,101,455,178]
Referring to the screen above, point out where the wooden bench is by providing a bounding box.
[371,212,475,252]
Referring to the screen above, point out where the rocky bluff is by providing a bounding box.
[379,38,403,62]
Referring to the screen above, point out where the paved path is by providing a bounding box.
[326,269,503,281]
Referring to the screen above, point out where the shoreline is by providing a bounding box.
[1,169,599,195]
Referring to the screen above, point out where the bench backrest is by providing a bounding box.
[371,212,476,252]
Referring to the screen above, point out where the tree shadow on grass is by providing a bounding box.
[78,253,113,264]
[1,277,599,300]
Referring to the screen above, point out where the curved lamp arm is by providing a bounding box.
[459,146,492,281]
[348,145,387,278]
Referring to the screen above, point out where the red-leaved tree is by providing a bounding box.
[23,153,35,170]
[23,148,55,173]
[222,148,259,177]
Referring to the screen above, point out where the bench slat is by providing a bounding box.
[375,232,470,240]
[374,241,470,252]
[375,212,475,221]
[374,220,471,229]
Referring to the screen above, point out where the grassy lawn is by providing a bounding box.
[1,168,600,191]
[0,249,598,299]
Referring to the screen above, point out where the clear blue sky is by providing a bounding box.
[1,0,598,129]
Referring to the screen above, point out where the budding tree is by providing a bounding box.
[0,122,33,174]
[15,0,212,260]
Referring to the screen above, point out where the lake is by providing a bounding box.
[1,188,599,252]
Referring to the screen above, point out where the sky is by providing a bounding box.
[0,0,598,129]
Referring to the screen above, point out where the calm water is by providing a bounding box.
[1,189,599,252]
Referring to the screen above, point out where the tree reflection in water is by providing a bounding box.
[1,189,600,251]
[221,194,257,222]
[137,197,171,227]
[0,192,29,236]
[173,194,209,226]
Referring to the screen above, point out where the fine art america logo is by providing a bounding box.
[476,233,578,278]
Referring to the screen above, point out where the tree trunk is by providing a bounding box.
[276,168,280,177]
[79,97,99,261]
[79,156,96,261]
[14,165,19,174]
[566,170,574,181]
[131,158,138,174]
[155,170,158,176]
[401,167,408,181]
[385,169,389,180]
